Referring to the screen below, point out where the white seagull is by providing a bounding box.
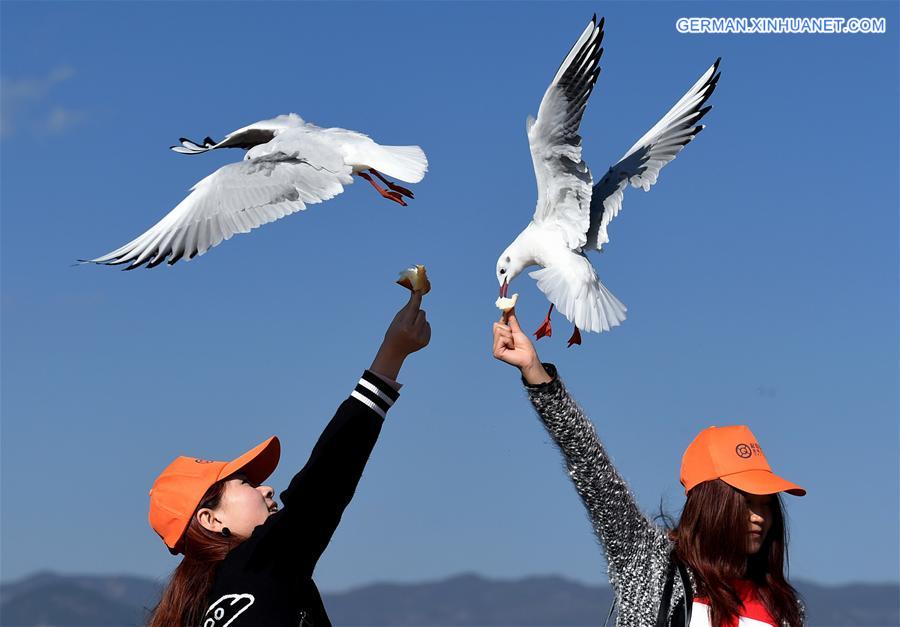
[84,114,428,269]
[495,15,720,345]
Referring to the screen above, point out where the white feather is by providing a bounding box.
[529,254,626,333]
[587,59,720,251]
[87,158,352,269]
[527,16,603,251]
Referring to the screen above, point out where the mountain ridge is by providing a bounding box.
[1,571,897,626]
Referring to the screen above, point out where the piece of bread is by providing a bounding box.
[495,293,519,312]
[396,265,431,295]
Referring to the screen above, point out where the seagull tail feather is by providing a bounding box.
[370,145,429,184]
[530,264,627,333]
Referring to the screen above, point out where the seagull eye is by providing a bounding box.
[499,269,506,275]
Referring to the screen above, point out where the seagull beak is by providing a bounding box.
[499,277,508,298]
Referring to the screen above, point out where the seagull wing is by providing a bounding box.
[86,154,352,269]
[171,113,306,154]
[170,129,277,154]
[587,58,721,250]
[527,15,604,251]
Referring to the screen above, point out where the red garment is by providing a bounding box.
[691,580,776,627]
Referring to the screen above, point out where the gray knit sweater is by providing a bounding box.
[524,364,803,627]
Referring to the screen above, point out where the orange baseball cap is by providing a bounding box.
[680,426,805,496]
[148,436,280,554]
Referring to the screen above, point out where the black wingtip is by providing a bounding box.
[146,255,168,269]
[695,105,713,122]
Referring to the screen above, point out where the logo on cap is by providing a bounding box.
[735,443,762,459]
[194,458,215,464]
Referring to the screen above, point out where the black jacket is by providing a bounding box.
[201,369,399,627]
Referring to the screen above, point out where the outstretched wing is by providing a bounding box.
[527,15,604,251]
[170,113,306,154]
[587,58,721,250]
[85,154,352,269]
[171,129,276,154]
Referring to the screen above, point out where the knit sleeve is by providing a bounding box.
[524,363,670,588]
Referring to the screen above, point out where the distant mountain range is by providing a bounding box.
[1,571,897,626]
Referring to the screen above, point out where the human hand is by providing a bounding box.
[371,290,431,379]
[492,308,551,385]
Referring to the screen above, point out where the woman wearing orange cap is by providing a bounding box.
[147,289,430,627]
[492,310,806,627]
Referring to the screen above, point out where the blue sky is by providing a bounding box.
[2,1,897,591]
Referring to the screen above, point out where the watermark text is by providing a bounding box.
[676,16,886,34]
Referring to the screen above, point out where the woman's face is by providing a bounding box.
[198,474,278,538]
[743,492,773,554]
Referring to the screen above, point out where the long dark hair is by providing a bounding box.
[147,480,239,627]
[670,479,802,627]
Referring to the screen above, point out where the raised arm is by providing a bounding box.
[274,290,431,573]
[492,310,668,585]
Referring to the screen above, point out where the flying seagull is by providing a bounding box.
[495,15,720,346]
[84,114,428,269]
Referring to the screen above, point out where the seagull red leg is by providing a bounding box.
[534,304,554,340]
[356,172,407,206]
[567,326,582,347]
[369,169,415,199]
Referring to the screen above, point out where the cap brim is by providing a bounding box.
[721,469,806,496]
[219,436,280,486]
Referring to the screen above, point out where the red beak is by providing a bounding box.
[499,277,509,298]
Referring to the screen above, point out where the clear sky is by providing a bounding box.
[2,1,897,592]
